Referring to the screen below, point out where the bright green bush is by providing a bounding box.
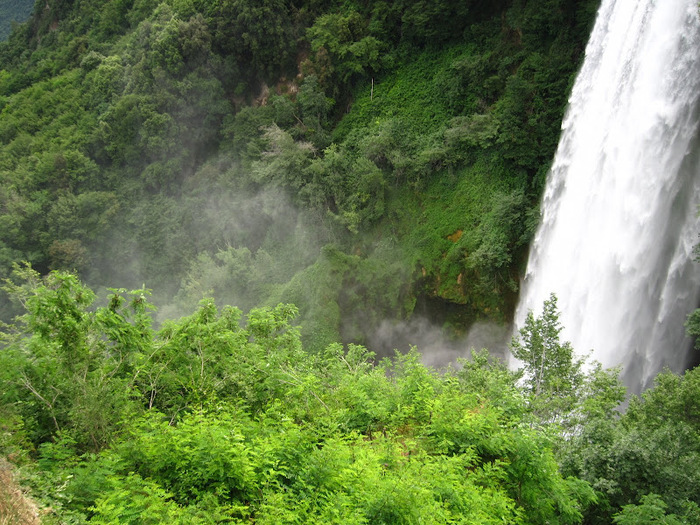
[0,271,602,524]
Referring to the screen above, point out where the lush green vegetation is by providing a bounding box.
[3,0,700,523]
[2,269,700,523]
[0,0,600,350]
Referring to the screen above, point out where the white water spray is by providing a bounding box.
[514,0,700,392]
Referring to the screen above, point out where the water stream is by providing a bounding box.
[514,0,700,392]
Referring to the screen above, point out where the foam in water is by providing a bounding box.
[514,0,700,393]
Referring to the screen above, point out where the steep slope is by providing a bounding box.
[0,0,600,352]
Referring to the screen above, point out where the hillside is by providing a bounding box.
[0,0,599,353]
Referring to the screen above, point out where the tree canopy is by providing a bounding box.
[0,0,601,349]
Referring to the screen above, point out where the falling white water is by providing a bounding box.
[514,0,700,392]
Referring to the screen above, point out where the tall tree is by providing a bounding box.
[511,293,585,423]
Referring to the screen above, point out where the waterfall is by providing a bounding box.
[514,0,700,392]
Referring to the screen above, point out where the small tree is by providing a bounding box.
[511,293,585,424]
[1,265,153,451]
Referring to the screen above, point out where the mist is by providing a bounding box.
[368,316,512,368]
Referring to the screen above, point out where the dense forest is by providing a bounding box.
[2,0,700,523]
[0,0,603,351]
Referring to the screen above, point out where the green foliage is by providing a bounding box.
[0,271,606,524]
[509,294,630,442]
[463,189,537,299]
[0,0,600,342]
[296,74,334,147]
[559,365,700,525]
[398,0,472,44]
[91,472,207,524]
[511,294,584,400]
[175,246,274,313]
[0,265,153,451]
[332,49,456,141]
[1,274,692,525]
[456,349,525,419]
[252,124,316,189]
[306,10,386,87]
[0,1,639,519]
[613,494,684,525]
[685,307,700,349]
[207,0,297,81]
